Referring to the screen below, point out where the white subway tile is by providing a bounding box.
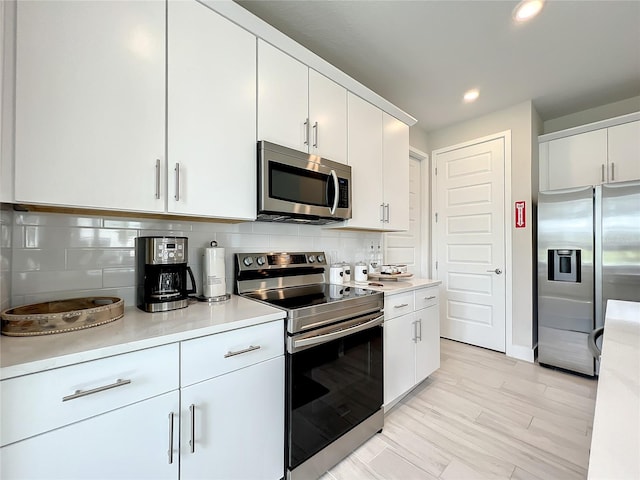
[103,267,135,288]
[66,248,135,269]
[14,212,102,227]
[19,287,136,308]
[13,249,66,272]
[138,229,189,238]
[13,270,103,295]
[12,226,25,248]
[269,236,309,252]
[1,223,11,248]
[216,233,270,249]
[105,218,193,231]
[252,222,299,236]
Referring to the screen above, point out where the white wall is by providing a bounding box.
[543,95,640,134]
[5,211,383,308]
[409,125,429,153]
[427,101,539,355]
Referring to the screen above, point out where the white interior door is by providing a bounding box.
[434,137,506,352]
[385,156,422,275]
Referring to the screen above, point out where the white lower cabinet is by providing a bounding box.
[0,321,285,480]
[0,389,180,479]
[384,287,440,407]
[180,356,284,480]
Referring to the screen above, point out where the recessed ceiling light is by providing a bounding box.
[513,0,545,23]
[463,89,479,103]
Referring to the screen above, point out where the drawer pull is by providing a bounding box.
[224,345,261,358]
[424,296,436,300]
[62,378,131,402]
[394,303,409,309]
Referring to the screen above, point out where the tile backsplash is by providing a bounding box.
[4,211,383,308]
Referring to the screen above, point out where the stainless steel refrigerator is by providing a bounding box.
[537,180,640,376]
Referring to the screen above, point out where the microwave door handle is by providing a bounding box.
[330,169,339,215]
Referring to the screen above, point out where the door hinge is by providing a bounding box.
[435,167,438,176]
[435,261,438,270]
[435,212,438,223]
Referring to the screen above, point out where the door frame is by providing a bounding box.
[431,130,516,358]
[411,146,429,279]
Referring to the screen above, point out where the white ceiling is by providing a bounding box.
[236,0,640,133]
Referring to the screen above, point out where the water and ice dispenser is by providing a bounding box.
[548,249,581,282]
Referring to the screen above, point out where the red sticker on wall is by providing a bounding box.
[515,201,526,228]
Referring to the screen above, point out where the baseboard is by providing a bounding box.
[506,343,535,363]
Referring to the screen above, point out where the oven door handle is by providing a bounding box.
[289,313,383,353]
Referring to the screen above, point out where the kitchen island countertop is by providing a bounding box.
[588,299,640,479]
[1,295,286,380]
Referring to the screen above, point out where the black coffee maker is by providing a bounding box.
[136,236,196,312]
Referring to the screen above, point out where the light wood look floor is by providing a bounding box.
[322,338,598,480]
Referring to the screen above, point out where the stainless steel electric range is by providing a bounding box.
[235,251,384,480]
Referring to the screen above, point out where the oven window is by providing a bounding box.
[286,325,383,469]
[270,161,333,207]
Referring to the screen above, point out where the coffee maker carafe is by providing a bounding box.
[136,236,196,312]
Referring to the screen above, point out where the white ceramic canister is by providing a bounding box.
[342,263,351,283]
[354,262,368,283]
[329,264,344,284]
[202,241,226,298]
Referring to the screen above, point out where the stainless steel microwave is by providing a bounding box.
[257,141,352,224]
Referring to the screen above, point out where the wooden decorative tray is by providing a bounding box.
[1,297,124,336]
[367,272,414,282]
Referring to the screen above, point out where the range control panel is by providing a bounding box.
[236,252,327,271]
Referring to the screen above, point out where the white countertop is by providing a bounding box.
[588,300,640,479]
[346,277,441,295]
[0,295,286,380]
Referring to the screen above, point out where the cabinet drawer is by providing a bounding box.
[1,343,179,447]
[385,291,414,320]
[181,320,284,387]
[415,287,439,310]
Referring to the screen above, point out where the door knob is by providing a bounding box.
[486,268,502,275]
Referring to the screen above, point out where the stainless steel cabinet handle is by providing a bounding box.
[312,121,319,148]
[224,345,261,358]
[394,303,409,308]
[417,319,423,341]
[412,320,418,343]
[424,296,436,300]
[155,159,161,199]
[62,378,131,402]
[380,203,385,222]
[611,162,615,181]
[174,163,180,201]
[167,412,175,464]
[601,164,605,183]
[189,404,196,453]
[385,204,390,223]
[486,268,502,275]
[304,118,309,146]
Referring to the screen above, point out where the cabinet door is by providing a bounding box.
[309,69,347,163]
[415,304,440,383]
[258,40,308,152]
[180,356,284,480]
[547,129,607,190]
[0,391,180,479]
[345,93,384,229]
[607,121,640,184]
[14,0,165,212]
[167,1,256,220]
[382,112,410,231]
[384,312,416,406]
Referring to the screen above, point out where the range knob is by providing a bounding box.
[317,254,325,264]
[308,255,316,263]
[256,256,266,266]
[243,256,254,267]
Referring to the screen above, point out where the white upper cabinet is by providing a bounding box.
[345,93,384,229]
[167,0,256,220]
[383,112,410,231]
[258,40,347,163]
[607,121,640,184]
[539,116,640,191]
[14,0,166,212]
[340,94,409,231]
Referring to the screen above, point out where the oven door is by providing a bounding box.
[286,312,383,471]
[259,141,351,221]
